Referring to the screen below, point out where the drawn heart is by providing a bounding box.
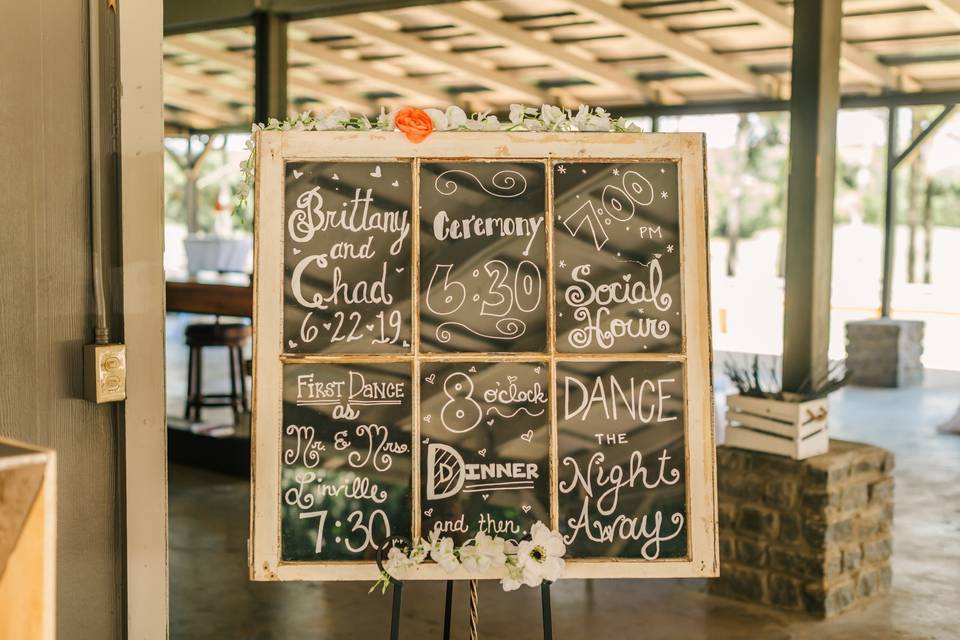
[486,419,494,426]
[423,415,432,423]
[482,494,489,501]
[332,173,339,180]
[478,448,486,457]
[422,438,430,444]
[534,366,541,374]
[292,169,303,179]
[521,505,532,514]
[468,366,477,373]
[288,340,298,349]
[622,274,632,282]
[424,508,433,517]
[395,267,405,273]
[391,180,399,187]
[507,375,517,384]
[425,374,436,384]
[292,248,301,255]
[322,323,332,331]
[520,430,533,442]
[370,166,382,178]
[365,324,374,332]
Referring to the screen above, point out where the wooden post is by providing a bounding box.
[254,10,288,123]
[781,0,842,392]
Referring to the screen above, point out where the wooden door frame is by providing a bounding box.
[119,0,169,637]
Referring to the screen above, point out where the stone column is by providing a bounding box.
[710,440,895,617]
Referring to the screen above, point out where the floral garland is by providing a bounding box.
[235,103,643,212]
[371,521,566,594]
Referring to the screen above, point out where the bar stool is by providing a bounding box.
[184,322,252,422]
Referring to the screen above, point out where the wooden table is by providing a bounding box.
[165,274,253,318]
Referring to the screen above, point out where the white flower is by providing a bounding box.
[460,532,508,572]
[476,532,508,568]
[408,539,430,565]
[383,546,416,580]
[445,106,468,129]
[508,103,527,125]
[515,522,566,585]
[426,530,460,573]
[523,117,545,131]
[424,107,448,131]
[540,104,566,129]
[500,559,525,592]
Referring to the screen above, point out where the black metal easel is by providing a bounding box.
[376,536,554,640]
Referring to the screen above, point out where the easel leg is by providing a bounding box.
[541,581,553,640]
[442,580,454,640]
[469,579,479,640]
[390,581,403,640]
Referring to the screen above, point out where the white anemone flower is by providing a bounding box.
[515,522,566,585]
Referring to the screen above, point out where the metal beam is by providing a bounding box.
[924,0,960,28]
[435,3,650,102]
[335,14,545,103]
[880,106,899,319]
[782,0,842,393]
[254,10,288,122]
[895,104,956,168]
[574,0,771,96]
[612,89,960,117]
[167,34,371,113]
[726,0,920,92]
[287,30,449,106]
[880,103,956,316]
[164,62,253,105]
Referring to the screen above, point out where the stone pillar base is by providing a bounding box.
[710,440,894,618]
[845,319,923,387]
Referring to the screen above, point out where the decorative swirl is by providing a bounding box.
[434,169,527,198]
[485,406,546,419]
[435,317,526,343]
[655,319,671,339]
[566,310,594,350]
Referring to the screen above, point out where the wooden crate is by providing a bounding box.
[0,437,56,640]
[724,394,829,460]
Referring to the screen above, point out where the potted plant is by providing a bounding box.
[723,356,850,460]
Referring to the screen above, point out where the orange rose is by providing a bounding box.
[394,107,433,143]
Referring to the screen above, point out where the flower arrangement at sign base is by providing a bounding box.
[235,104,644,213]
[371,521,566,594]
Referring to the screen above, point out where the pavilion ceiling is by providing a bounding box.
[162,0,960,131]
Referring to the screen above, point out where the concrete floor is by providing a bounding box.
[169,368,960,640]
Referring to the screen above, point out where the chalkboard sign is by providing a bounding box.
[251,131,717,582]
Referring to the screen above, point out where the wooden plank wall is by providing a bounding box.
[0,0,123,637]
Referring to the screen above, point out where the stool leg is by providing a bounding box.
[237,346,249,412]
[194,345,203,422]
[228,344,239,416]
[184,345,195,421]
